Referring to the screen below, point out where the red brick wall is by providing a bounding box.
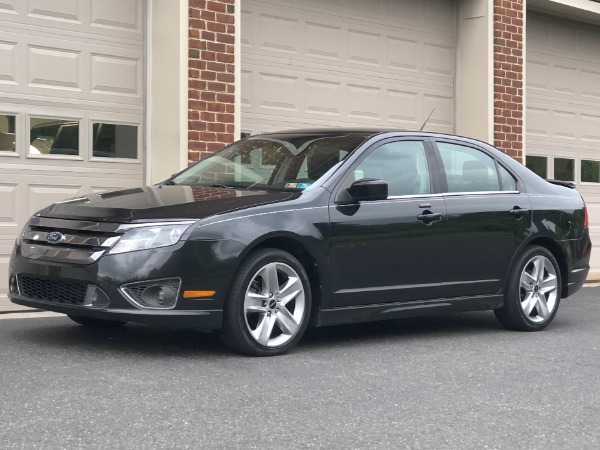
[188,0,236,165]
[493,0,524,162]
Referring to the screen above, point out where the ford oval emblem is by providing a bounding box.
[46,231,65,244]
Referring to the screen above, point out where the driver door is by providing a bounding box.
[329,139,447,307]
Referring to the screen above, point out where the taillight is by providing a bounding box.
[584,204,589,228]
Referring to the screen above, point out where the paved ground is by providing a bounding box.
[1,288,600,449]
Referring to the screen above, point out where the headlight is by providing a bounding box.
[109,223,194,254]
[15,220,30,246]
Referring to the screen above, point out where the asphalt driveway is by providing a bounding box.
[1,288,599,449]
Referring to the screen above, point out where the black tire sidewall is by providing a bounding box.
[221,248,312,356]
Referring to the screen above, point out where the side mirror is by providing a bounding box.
[345,178,388,202]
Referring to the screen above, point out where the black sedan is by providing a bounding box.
[8,129,591,356]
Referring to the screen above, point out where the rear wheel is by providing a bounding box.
[219,248,312,356]
[495,245,561,331]
[67,315,126,329]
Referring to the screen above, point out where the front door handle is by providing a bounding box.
[417,212,443,225]
[509,206,528,218]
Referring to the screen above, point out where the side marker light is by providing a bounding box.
[183,290,216,299]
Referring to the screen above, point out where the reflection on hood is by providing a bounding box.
[37,185,299,223]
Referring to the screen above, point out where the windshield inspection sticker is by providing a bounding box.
[285,182,312,189]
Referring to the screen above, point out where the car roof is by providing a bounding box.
[253,128,477,141]
[255,128,399,137]
[255,128,514,152]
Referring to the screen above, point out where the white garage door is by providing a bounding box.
[526,12,600,278]
[0,0,146,310]
[241,0,456,135]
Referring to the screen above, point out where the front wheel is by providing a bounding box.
[495,245,561,331]
[219,248,312,356]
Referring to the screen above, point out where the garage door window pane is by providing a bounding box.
[581,160,600,183]
[93,123,138,159]
[437,142,500,192]
[554,158,574,182]
[525,155,547,179]
[30,118,79,156]
[0,114,16,152]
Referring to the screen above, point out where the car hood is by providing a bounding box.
[36,185,299,223]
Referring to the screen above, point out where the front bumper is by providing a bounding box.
[9,294,222,329]
[8,237,245,330]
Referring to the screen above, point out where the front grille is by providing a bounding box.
[21,217,124,264]
[18,276,88,305]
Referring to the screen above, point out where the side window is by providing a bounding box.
[498,164,517,191]
[352,141,430,197]
[437,142,501,193]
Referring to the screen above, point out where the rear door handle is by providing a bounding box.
[417,212,443,224]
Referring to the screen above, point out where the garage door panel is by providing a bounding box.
[423,94,453,130]
[0,182,18,225]
[582,69,600,99]
[0,1,17,15]
[243,60,453,131]
[526,103,600,145]
[527,12,600,278]
[28,45,82,90]
[0,0,143,40]
[243,0,455,85]
[0,0,144,310]
[27,184,82,215]
[90,53,141,96]
[581,28,600,59]
[243,0,455,134]
[305,22,342,61]
[27,0,82,24]
[90,0,143,33]
[0,30,144,107]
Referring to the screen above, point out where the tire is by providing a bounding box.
[495,245,561,331]
[219,248,312,356]
[67,315,126,329]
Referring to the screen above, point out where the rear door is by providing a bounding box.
[432,139,532,297]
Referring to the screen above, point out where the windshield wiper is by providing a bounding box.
[210,183,234,189]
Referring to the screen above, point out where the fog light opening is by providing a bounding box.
[120,278,181,310]
[9,274,20,295]
[141,285,177,308]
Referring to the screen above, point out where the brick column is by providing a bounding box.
[493,0,524,162]
[188,0,236,165]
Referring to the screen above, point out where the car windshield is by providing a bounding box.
[169,133,370,190]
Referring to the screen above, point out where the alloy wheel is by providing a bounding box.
[519,254,558,323]
[243,262,306,347]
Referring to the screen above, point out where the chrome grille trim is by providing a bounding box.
[22,217,125,264]
[22,231,120,248]
[20,245,106,264]
[29,217,124,233]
